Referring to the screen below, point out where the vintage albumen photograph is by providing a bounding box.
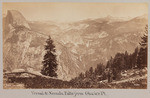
[3,3,148,89]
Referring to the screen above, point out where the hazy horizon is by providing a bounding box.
[3,2,148,22]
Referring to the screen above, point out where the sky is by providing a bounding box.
[2,2,148,22]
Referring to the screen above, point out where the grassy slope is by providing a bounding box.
[3,68,147,89]
[98,68,147,89]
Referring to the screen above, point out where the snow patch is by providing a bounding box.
[71,48,78,54]
[88,49,95,54]
[99,31,108,38]
[114,37,128,44]
[12,69,25,73]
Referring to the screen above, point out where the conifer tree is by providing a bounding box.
[137,25,148,68]
[131,47,138,68]
[41,36,58,77]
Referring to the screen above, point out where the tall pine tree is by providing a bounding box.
[137,25,148,68]
[41,36,58,77]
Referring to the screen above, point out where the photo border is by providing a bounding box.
[0,0,150,98]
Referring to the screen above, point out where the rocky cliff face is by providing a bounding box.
[3,10,148,81]
[3,10,46,74]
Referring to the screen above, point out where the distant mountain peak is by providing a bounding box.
[105,15,113,19]
[6,10,31,29]
[134,14,148,20]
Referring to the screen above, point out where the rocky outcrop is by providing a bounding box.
[4,71,71,89]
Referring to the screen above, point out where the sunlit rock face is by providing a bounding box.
[3,10,148,81]
[3,10,46,74]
